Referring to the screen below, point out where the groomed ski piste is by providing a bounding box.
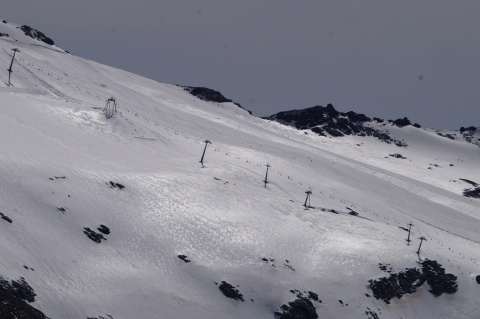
[0,20,479,318]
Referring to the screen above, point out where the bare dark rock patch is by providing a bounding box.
[109,181,125,189]
[97,224,110,235]
[83,227,106,243]
[178,255,191,263]
[275,296,318,319]
[265,104,407,147]
[0,212,13,223]
[368,260,457,303]
[19,25,54,45]
[218,281,244,302]
[389,153,406,159]
[182,86,252,115]
[463,187,480,198]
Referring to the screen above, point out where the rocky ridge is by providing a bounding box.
[264,104,417,146]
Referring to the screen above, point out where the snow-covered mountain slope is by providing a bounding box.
[0,21,479,319]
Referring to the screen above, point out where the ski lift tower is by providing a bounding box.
[263,164,271,188]
[104,97,117,119]
[7,48,20,86]
[200,139,212,167]
[417,236,427,255]
[303,190,312,209]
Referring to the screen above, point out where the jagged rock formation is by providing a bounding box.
[218,281,244,302]
[0,276,36,303]
[0,212,12,223]
[0,275,47,319]
[83,227,107,243]
[182,86,252,115]
[422,260,458,296]
[275,297,318,319]
[19,25,54,46]
[460,179,480,198]
[367,268,425,304]
[178,255,191,263]
[368,260,458,303]
[109,181,125,189]
[265,104,408,146]
[0,290,48,319]
[460,126,480,146]
[97,224,110,235]
[464,188,480,198]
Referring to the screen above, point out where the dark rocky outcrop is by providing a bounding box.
[19,25,54,45]
[178,255,191,263]
[391,117,411,127]
[109,181,125,189]
[368,260,458,303]
[422,260,458,296]
[0,289,48,319]
[182,86,252,115]
[0,212,13,223]
[460,126,480,146]
[368,268,425,303]
[265,104,407,147]
[218,281,244,302]
[463,187,480,198]
[0,32,8,37]
[0,276,37,303]
[460,126,477,134]
[97,225,110,235]
[365,308,380,319]
[476,275,480,284]
[274,297,318,319]
[437,132,455,140]
[460,178,478,187]
[389,153,406,159]
[83,227,106,243]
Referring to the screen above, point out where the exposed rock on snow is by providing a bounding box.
[83,227,107,243]
[0,276,37,303]
[109,181,125,189]
[218,281,244,302]
[368,267,425,304]
[422,260,458,296]
[389,153,406,159]
[459,178,478,187]
[391,117,411,127]
[0,289,48,319]
[178,255,191,263]
[19,25,54,45]
[365,308,380,319]
[87,315,114,319]
[97,224,110,235]
[462,187,480,198]
[368,260,458,303]
[0,212,13,223]
[437,132,456,140]
[275,296,318,319]
[265,104,407,146]
[182,86,252,115]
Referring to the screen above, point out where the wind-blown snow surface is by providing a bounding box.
[0,21,479,318]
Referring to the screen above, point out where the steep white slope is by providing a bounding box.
[0,22,479,318]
